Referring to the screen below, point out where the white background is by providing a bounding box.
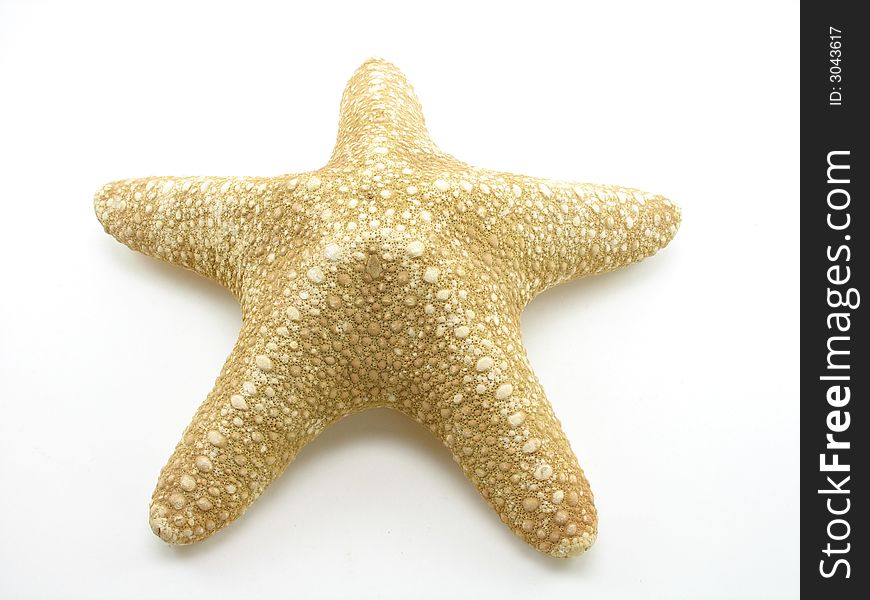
[0,1,799,598]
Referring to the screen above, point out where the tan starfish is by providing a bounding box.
[94,58,680,558]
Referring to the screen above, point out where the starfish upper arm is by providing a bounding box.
[468,176,681,298]
[94,174,305,293]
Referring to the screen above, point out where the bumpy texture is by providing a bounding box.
[94,58,680,558]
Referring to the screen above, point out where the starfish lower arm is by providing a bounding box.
[149,318,337,541]
[427,324,597,557]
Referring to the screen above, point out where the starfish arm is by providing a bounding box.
[427,330,598,558]
[327,58,446,167]
[94,175,305,293]
[469,176,681,298]
[148,310,342,544]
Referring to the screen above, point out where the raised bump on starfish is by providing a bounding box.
[94,57,680,558]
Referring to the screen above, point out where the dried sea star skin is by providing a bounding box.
[94,58,680,557]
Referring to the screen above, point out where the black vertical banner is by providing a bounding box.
[802,3,867,598]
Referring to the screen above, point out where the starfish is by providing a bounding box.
[94,58,680,558]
